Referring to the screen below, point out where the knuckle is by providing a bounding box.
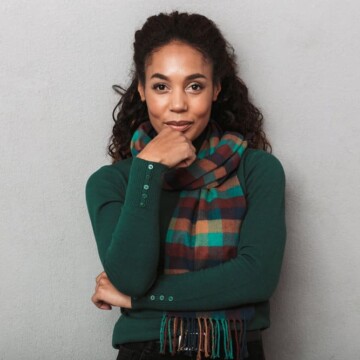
[97,288,103,295]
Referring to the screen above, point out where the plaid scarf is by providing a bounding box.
[130,119,255,360]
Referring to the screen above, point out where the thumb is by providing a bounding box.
[99,301,112,310]
[175,156,196,168]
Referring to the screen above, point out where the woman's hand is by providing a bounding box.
[91,271,132,310]
[137,126,197,168]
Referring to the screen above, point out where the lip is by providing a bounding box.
[164,120,193,132]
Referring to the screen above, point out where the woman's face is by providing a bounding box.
[137,41,221,142]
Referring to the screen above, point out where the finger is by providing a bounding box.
[99,302,112,310]
[95,276,108,292]
[181,151,197,167]
[96,271,106,282]
[95,271,107,283]
[94,299,112,310]
[91,293,101,307]
[91,292,112,310]
[174,160,190,169]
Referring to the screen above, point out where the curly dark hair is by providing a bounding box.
[108,10,271,163]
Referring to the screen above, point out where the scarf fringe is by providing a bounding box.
[159,313,250,360]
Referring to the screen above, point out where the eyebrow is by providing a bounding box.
[150,73,207,81]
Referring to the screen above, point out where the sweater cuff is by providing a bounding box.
[131,294,157,309]
[122,156,169,211]
[130,274,176,310]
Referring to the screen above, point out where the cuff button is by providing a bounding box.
[150,295,155,300]
[159,295,164,301]
[168,296,173,301]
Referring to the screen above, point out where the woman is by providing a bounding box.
[85,11,286,360]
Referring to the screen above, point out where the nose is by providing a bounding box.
[170,88,188,112]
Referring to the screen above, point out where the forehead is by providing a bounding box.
[144,41,212,77]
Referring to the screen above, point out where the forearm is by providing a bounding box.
[86,157,169,297]
[131,150,286,311]
[131,217,286,311]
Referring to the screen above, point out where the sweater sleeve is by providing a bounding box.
[85,156,169,297]
[131,150,286,310]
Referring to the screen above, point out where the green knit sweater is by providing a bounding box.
[85,135,286,349]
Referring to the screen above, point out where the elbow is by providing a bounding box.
[103,261,157,297]
[257,277,278,301]
[244,276,277,304]
[252,264,283,302]
[238,255,282,303]
[250,235,286,302]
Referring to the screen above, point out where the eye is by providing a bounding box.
[152,83,167,91]
[188,83,203,92]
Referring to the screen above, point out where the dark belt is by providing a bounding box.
[121,330,262,352]
[245,329,262,342]
[154,329,261,344]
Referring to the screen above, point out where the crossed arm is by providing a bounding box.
[86,151,286,311]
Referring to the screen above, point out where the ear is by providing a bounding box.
[137,81,146,102]
[212,81,222,101]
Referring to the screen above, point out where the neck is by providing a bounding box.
[192,125,209,154]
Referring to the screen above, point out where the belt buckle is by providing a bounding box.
[163,330,261,353]
[177,330,201,352]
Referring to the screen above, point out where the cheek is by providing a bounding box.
[192,94,214,116]
[146,96,167,117]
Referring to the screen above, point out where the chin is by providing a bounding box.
[184,131,197,141]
